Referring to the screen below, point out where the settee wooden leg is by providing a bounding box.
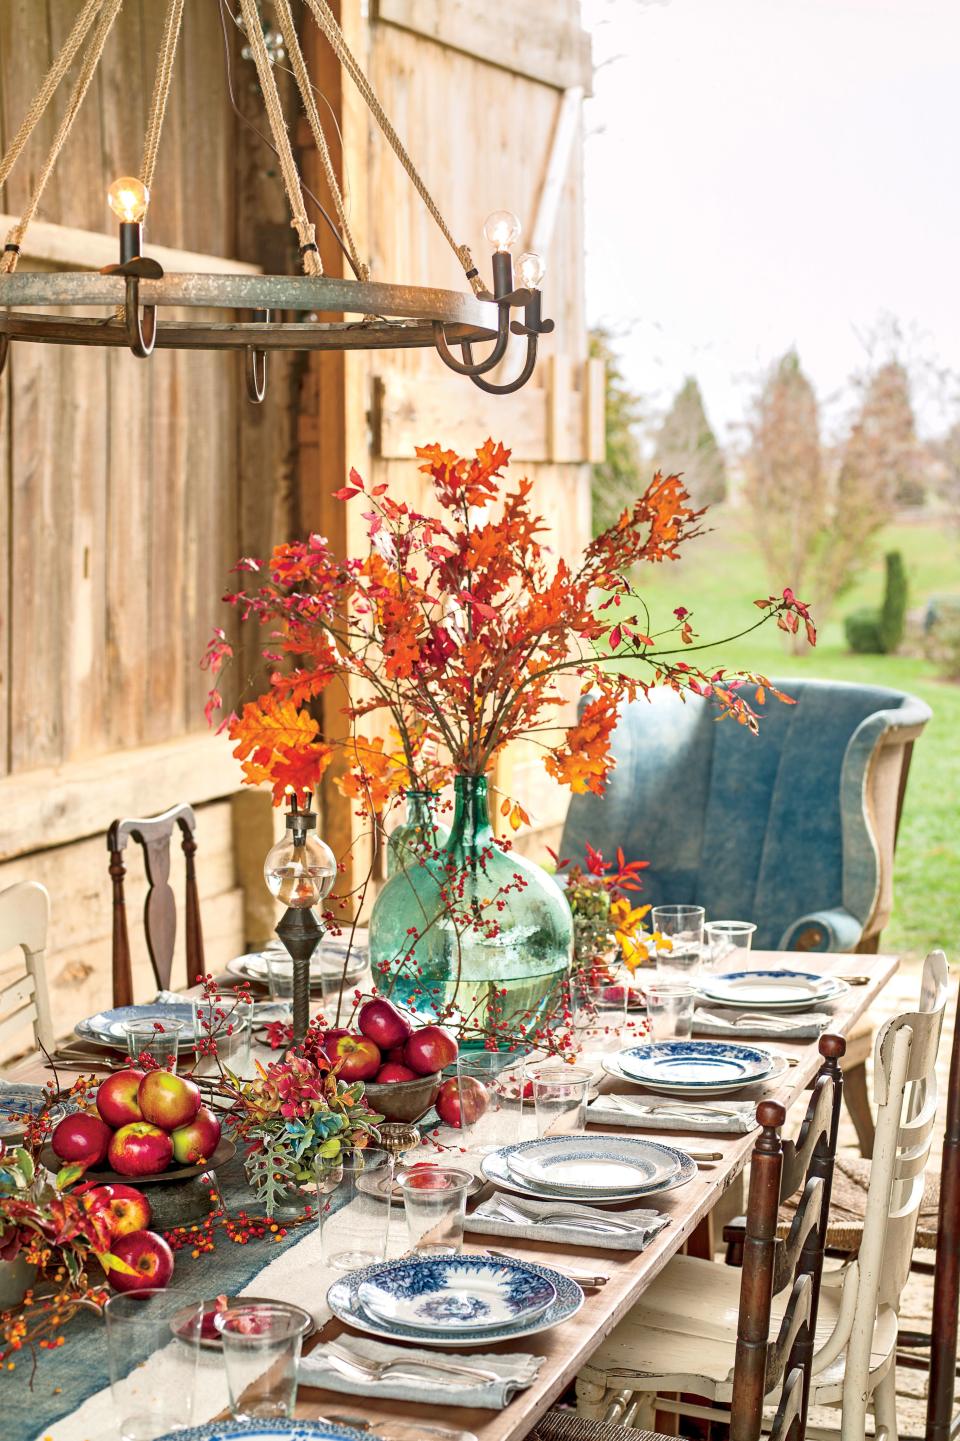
[844,1059,875,1158]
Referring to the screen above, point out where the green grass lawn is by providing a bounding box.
[624,510,960,968]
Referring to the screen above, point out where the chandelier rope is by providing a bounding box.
[1,0,122,275]
[302,0,486,297]
[0,0,104,194]
[238,0,322,276]
[139,0,185,193]
[272,0,368,282]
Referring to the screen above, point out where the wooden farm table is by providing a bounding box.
[293,949,899,1441]
[10,949,898,1441]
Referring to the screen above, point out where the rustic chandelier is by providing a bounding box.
[0,0,552,402]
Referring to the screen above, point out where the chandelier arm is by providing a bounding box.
[467,335,539,396]
[245,308,269,403]
[271,0,368,282]
[0,335,8,379]
[237,0,322,278]
[432,308,511,377]
[0,0,105,193]
[1,0,123,275]
[124,277,157,359]
[302,0,488,299]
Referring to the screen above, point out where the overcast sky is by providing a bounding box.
[582,0,960,443]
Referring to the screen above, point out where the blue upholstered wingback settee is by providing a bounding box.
[559,679,931,953]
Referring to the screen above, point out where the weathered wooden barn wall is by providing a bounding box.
[298,0,597,896]
[0,0,595,1055]
[0,1,299,1050]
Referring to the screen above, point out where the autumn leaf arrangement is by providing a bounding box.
[205,438,816,830]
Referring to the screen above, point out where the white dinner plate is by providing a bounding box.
[602,1048,788,1098]
[504,1134,681,1195]
[357,1255,557,1331]
[698,969,847,1012]
[615,1039,774,1088]
[482,1143,697,1204]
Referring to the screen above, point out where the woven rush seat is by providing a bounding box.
[779,1152,941,1252]
[528,1411,663,1441]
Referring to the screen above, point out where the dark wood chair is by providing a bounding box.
[107,803,205,1007]
[565,1035,845,1440]
[923,971,960,1441]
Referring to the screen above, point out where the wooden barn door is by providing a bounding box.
[297,0,599,902]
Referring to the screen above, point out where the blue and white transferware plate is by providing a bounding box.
[329,1255,582,1347]
[504,1134,681,1195]
[482,1143,696,1204]
[75,1003,198,1047]
[698,969,847,1012]
[155,1420,368,1440]
[357,1255,557,1331]
[616,1039,774,1088]
[602,1047,788,1098]
[0,1084,66,1138]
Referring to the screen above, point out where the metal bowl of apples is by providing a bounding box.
[42,1067,234,1184]
[327,998,458,1124]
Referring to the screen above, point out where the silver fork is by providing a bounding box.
[323,1339,502,1385]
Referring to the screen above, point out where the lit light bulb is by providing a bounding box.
[482,209,522,252]
[515,251,546,290]
[264,829,337,909]
[107,176,149,224]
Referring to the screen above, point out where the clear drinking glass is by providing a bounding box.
[215,1302,310,1421]
[398,1164,472,1255]
[571,971,628,1053]
[315,1146,394,1271]
[265,952,296,1019]
[454,1052,522,1153]
[191,999,252,1077]
[122,1017,188,1071]
[705,920,757,971]
[530,1063,592,1137]
[105,1289,203,1441]
[645,981,696,1040]
[652,904,706,980]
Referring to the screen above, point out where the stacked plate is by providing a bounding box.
[327,1253,582,1347]
[481,1132,696,1205]
[605,1038,787,1098]
[697,968,848,1013]
[226,932,370,990]
[73,1000,288,1049]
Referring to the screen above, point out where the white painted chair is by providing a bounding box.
[0,880,53,1056]
[575,950,949,1441]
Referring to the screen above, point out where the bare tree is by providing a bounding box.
[743,351,827,606]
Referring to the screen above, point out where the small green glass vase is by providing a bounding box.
[369,773,572,1047]
[386,789,450,876]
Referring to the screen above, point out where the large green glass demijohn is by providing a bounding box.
[386,789,449,876]
[369,773,572,1048]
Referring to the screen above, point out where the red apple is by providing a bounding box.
[137,1070,201,1132]
[403,1024,458,1076]
[108,1121,174,1177]
[170,1106,222,1165]
[319,1027,352,1063]
[82,1183,152,1237]
[52,1112,112,1167]
[385,1045,407,1065]
[326,1032,381,1082]
[435,1075,489,1128]
[107,1229,175,1292]
[374,1062,418,1083]
[358,997,413,1052]
[96,1069,145,1128]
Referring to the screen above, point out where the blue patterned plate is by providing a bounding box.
[155,1421,368,1440]
[505,1134,681,1195]
[698,969,847,1011]
[329,1255,582,1347]
[75,1003,198,1047]
[602,1048,789,1098]
[616,1039,774,1087]
[357,1255,556,1331]
[0,1084,65,1138]
[482,1143,697,1204]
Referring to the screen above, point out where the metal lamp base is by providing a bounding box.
[275,904,325,1044]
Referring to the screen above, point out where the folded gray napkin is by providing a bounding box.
[587,1093,758,1134]
[693,1007,831,1040]
[464,1193,671,1250]
[298,1334,542,1408]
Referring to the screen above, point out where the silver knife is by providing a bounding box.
[319,1414,479,1441]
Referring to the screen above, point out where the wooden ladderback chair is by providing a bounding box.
[0,880,53,1055]
[926,964,960,1440]
[571,1035,845,1439]
[107,803,205,1007]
